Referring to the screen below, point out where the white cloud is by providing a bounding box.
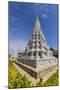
[41,13,48,18]
[9,39,28,56]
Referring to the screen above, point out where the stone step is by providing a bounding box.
[15,61,58,79]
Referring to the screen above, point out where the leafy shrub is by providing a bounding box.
[36,78,43,87]
[8,60,32,89]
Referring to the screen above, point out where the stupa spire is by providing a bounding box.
[33,15,42,33]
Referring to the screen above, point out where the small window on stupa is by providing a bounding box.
[28,52,31,56]
[33,51,36,56]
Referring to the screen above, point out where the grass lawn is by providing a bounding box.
[44,71,59,86]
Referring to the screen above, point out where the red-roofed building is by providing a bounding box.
[50,48,58,58]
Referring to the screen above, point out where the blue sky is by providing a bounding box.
[8,2,58,55]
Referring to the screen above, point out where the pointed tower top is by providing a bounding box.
[33,16,42,33]
[35,16,40,26]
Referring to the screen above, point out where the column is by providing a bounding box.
[36,51,40,60]
[31,51,34,59]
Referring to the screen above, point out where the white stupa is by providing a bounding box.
[17,16,57,68]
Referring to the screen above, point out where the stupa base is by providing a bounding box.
[16,60,58,79]
[17,57,57,68]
